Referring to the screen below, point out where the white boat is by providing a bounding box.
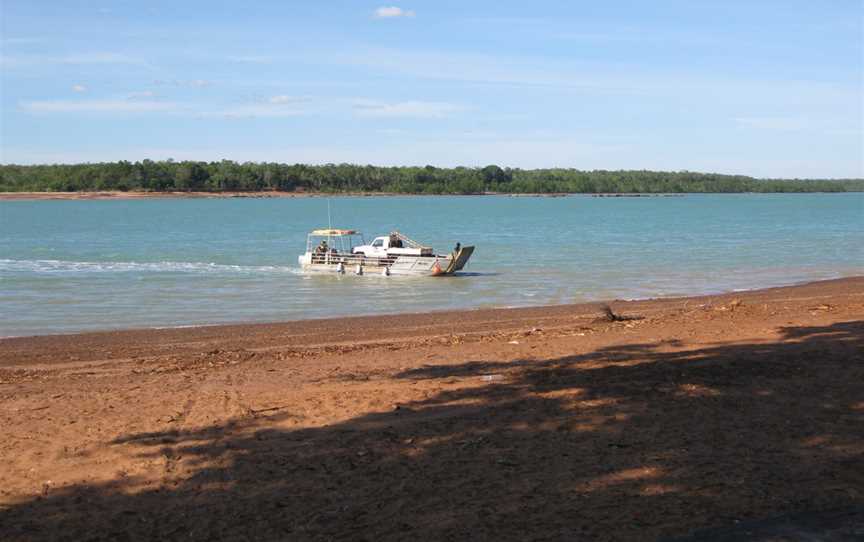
[298,229,474,276]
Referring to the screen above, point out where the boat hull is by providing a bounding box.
[298,246,473,277]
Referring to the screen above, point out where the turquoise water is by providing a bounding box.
[1,194,862,336]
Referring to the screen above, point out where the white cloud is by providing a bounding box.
[733,117,806,131]
[227,55,273,64]
[331,48,645,93]
[152,79,213,88]
[374,6,415,18]
[65,52,137,64]
[201,104,310,119]
[823,128,862,137]
[199,95,313,118]
[1,52,142,68]
[71,84,88,93]
[19,100,178,113]
[127,90,156,100]
[326,47,860,111]
[1,37,43,45]
[377,128,408,135]
[353,100,464,118]
[268,95,303,105]
[18,94,308,119]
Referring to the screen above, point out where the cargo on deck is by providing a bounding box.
[298,230,474,276]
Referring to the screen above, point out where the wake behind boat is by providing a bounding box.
[298,229,474,276]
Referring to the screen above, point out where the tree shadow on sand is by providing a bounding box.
[2,321,862,541]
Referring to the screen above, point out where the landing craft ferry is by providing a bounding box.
[298,229,474,276]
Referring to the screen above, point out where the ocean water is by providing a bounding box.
[1,194,862,336]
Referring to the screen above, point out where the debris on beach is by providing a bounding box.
[714,298,744,312]
[598,304,643,323]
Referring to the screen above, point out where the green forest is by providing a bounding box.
[1,161,862,194]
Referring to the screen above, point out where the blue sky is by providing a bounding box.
[1,0,861,177]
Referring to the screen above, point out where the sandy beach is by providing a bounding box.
[1,277,862,540]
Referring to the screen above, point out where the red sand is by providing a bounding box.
[1,278,862,540]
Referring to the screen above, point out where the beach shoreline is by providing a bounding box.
[1,275,860,346]
[0,190,384,200]
[1,276,862,540]
[4,190,856,201]
[0,190,669,200]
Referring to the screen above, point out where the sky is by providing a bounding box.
[1,0,862,178]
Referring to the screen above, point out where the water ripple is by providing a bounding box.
[0,259,300,275]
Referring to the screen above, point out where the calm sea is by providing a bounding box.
[1,194,862,336]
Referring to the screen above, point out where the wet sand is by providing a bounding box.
[1,277,862,540]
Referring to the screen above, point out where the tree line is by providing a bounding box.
[1,161,861,194]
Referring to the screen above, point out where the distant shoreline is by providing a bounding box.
[0,190,651,201]
[0,190,853,201]
[4,163,860,195]
[0,190,349,200]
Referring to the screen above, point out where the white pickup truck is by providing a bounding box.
[352,234,433,258]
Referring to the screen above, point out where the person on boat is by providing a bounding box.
[313,240,328,262]
[454,242,461,253]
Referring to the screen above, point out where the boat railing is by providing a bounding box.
[390,231,430,250]
[311,251,398,267]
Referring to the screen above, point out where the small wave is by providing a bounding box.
[0,258,300,275]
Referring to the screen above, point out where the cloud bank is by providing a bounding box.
[374,6,415,18]
[353,100,463,118]
[20,100,177,113]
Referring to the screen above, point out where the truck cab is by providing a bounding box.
[352,233,431,258]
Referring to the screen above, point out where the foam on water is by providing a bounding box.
[0,259,300,275]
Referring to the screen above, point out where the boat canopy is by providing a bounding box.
[309,228,359,236]
[305,228,364,254]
